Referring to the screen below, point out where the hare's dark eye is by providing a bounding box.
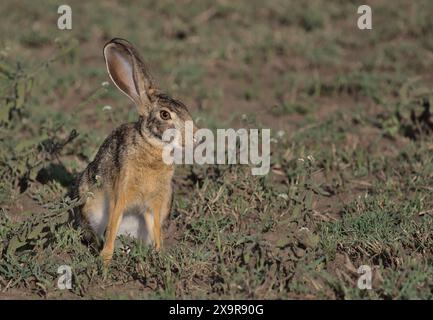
[160,110,171,120]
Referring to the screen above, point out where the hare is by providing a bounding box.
[75,38,197,264]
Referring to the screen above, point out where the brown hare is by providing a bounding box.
[75,38,197,264]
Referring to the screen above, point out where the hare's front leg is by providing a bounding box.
[147,192,171,251]
[101,188,128,264]
[147,200,163,251]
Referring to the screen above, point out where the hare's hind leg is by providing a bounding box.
[81,191,109,238]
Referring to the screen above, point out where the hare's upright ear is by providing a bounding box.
[103,38,157,117]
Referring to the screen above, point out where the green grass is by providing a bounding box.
[0,0,432,299]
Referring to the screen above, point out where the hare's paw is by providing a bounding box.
[100,247,114,266]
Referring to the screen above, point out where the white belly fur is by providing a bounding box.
[85,194,153,244]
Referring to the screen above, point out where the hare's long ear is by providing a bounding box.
[103,38,157,117]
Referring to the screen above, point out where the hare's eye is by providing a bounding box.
[160,110,171,120]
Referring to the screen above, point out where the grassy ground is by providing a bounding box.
[0,0,432,299]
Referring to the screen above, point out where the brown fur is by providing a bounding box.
[74,38,196,265]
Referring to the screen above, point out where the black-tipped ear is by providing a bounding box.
[103,38,156,116]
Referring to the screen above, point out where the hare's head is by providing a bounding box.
[103,38,197,148]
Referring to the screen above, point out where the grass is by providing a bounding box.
[0,0,432,299]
